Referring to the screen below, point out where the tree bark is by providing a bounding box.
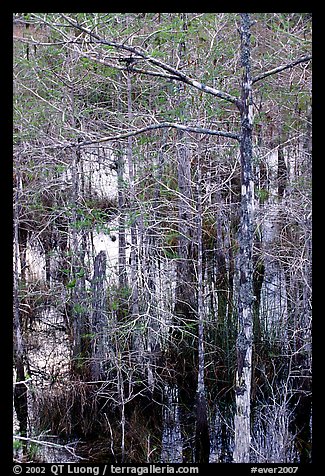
[14,172,28,445]
[70,145,89,378]
[233,13,254,463]
[277,145,288,199]
[117,148,128,292]
[67,55,89,378]
[174,136,195,322]
[90,250,107,380]
[195,149,210,463]
[174,27,195,325]
[126,71,139,320]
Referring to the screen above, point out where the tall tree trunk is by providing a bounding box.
[67,57,89,378]
[174,136,194,321]
[195,150,210,463]
[14,172,28,448]
[117,148,128,292]
[90,250,107,380]
[126,71,139,320]
[145,134,166,393]
[70,144,89,378]
[116,75,129,321]
[174,18,195,326]
[233,13,254,463]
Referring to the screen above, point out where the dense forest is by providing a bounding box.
[13,13,312,464]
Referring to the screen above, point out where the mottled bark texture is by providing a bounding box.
[233,13,254,463]
[174,139,195,322]
[116,82,128,320]
[174,40,196,327]
[18,224,28,283]
[117,149,127,292]
[70,148,89,378]
[90,250,107,380]
[126,71,139,320]
[277,145,288,198]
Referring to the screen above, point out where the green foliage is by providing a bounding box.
[13,439,23,450]
[81,332,96,339]
[66,279,76,289]
[256,188,269,204]
[70,205,115,233]
[59,267,70,276]
[162,249,180,260]
[76,269,85,278]
[72,217,93,230]
[72,303,87,314]
[28,442,39,460]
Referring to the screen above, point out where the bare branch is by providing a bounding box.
[252,55,312,84]
[60,14,241,107]
[13,435,84,460]
[78,51,181,81]
[44,122,239,150]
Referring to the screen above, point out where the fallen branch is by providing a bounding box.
[13,435,85,460]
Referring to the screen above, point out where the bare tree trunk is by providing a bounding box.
[67,62,89,378]
[117,149,128,292]
[195,150,210,463]
[70,145,89,378]
[174,24,195,325]
[145,136,166,393]
[18,223,28,284]
[90,250,107,380]
[277,142,288,199]
[14,172,28,447]
[174,137,195,320]
[233,13,254,463]
[116,73,128,296]
[126,71,139,320]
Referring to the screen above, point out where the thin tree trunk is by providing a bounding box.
[233,13,254,463]
[126,71,139,319]
[174,21,195,325]
[277,133,288,199]
[70,145,89,378]
[90,250,107,380]
[18,224,28,284]
[14,172,28,448]
[174,137,194,321]
[116,73,128,296]
[117,149,128,292]
[67,62,89,378]
[195,150,210,463]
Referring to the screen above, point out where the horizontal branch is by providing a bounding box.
[252,55,312,83]
[69,123,240,148]
[61,14,241,107]
[79,52,181,81]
